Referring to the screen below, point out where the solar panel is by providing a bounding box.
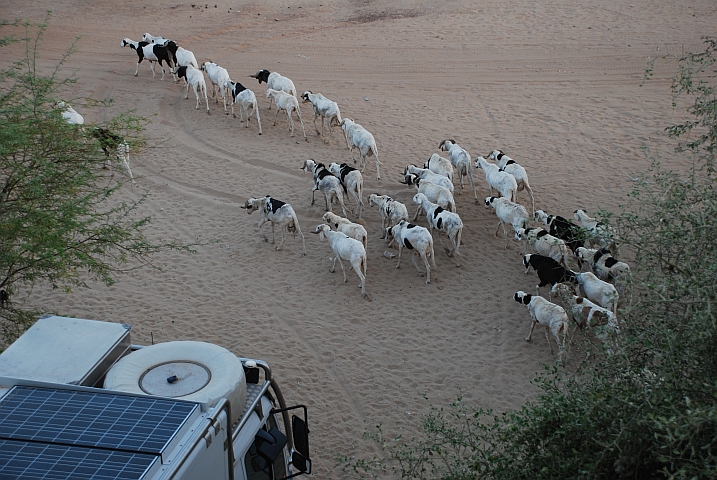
[0,439,158,480]
[0,386,198,455]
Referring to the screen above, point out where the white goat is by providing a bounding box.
[367,194,410,239]
[340,118,380,180]
[301,91,342,144]
[574,271,619,318]
[173,66,210,113]
[141,33,170,46]
[439,139,477,200]
[423,153,453,182]
[484,196,530,248]
[201,61,232,114]
[387,220,436,284]
[230,82,261,134]
[329,162,364,218]
[475,156,518,202]
[120,38,174,80]
[551,283,619,335]
[322,212,368,250]
[515,227,570,269]
[404,165,454,192]
[312,224,368,299]
[573,209,617,251]
[242,195,306,254]
[266,89,307,140]
[249,69,297,109]
[301,159,348,217]
[57,101,84,125]
[514,291,569,357]
[488,150,535,216]
[412,193,463,265]
[401,174,456,219]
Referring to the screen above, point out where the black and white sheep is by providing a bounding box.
[522,253,577,299]
[534,210,586,254]
[403,164,454,192]
[266,89,307,140]
[423,153,454,182]
[312,224,368,299]
[242,195,306,254]
[386,220,437,284]
[120,38,174,80]
[488,149,535,216]
[413,193,463,265]
[573,209,617,251]
[401,174,456,219]
[484,196,530,248]
[91,128,135,185]
[329,162,364,218]
[249,69,298,109]
[438,139,477,200]
[230,82,262,134]
[514,291,569,357]
[301,159,348,217]
[475,156,518,203]
[515,227,570,269]
[173,66,210,113]
[301,91,342,144]
[367,194,409,239]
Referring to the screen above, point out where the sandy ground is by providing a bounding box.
[2,0,716,477]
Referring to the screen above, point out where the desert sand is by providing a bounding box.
[2,0,715,477]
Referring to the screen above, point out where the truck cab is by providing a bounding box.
[0,315,312,480]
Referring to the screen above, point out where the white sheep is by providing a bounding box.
[488,150,535,216]
[173,66,210,113]
[322,212,368,250]
[301,91,342,144]
[340,118,381,180]
[573,209,617,251]
[403,164,454,192]
[484,196,530,248]
[242,195,306,254]
[367,194,410,239]
[56,101,84,125]
[230,82,262,134]
[249,69,297,109]
[423,153,453,182]
[266,89,307,140]
[329,162,364,218]
[551,283,619,335]
[301,159,348,217]
[439,139,477,200]
[412,193,463,265]
[574,271,619,318]
[401,174,456,219]
[141,33,170,46]
[515,227,570,269]
[173,47,199,80]
[514,291,569,357]
[387,220,436,284]
[312,224,368,299]
[474,156,518,202]
[201,61,232,114]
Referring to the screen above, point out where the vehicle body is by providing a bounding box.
[0,315,312,480]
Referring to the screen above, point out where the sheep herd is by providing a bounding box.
[109,32,632,359]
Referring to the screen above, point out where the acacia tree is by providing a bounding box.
[0,18,187,343]
[339,38,717,479]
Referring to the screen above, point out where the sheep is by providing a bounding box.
[301,91,342,144]
[173,47,199,80]
[266,89,307,140]
[230,82,262,134]
[522,253,577,299]
[173,66,210,113]
[423,153,454,182]
[534,210,586,254]
[551,283,619,334]
[401,174,456,219]
[412,193,463,265]
[514,291,569,357]
[488,150,535,216]
[249,69,297,109]
[329,162,363,218]
[386,220,436,284]
[340,118,381,180]
[120,38,174,80]
[201,61,232,115]
[474,156,518,203]
[574,271,619,318]
[141,33,170,46]
[90,128,135,185]
[322,212,368,250]
[300,159,348,217]
[241,195,306,255]
[438,139,477,200]
[484,196,530,248]
[515,227,570,269]
[311,224,368,299]
[367,194,409,239]
[403,164,454,192]
[575,247,630,280]
[57,101,84,125]
[573,209,617,251]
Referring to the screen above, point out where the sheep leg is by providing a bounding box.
[273,108,280,126]
[287,109,295,136]
[253,104,262,135]
[396,245,403,269]
[336,256,348,283]
[353,259,366,296]
[256,218,269,242]
[275,226,286,251]
[312,113,322,135]
[544,328,554,355]
[134,61,140,77]
[270,223,276,244]
[324,192,331,212]
[193,84,201,110]
[149,60,157,79]
[325,118,333,144]
[295,107,307,140]
[311,187,318,206]
[468,169,478,201]
[412,206,422,221]
[525,319,538,342]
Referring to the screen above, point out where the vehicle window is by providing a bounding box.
[243,415,287,480]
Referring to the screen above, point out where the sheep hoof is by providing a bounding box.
[525,337,530,342]
[329,268,335,273]
[363,293,372,302]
